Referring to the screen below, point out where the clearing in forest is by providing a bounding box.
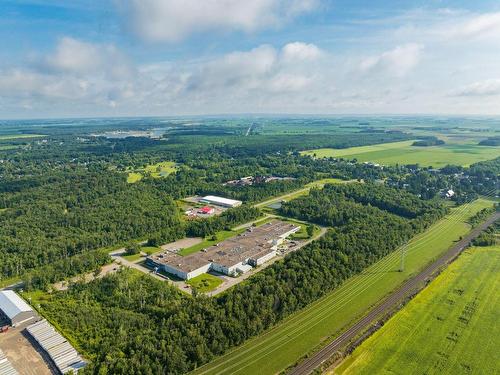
[191,199,494,375]
[336,245,500,375]
[126,161,178,183]
[302,140,500,167]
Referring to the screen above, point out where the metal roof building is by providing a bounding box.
[200,195,242,208]
[0,350,18,375]
[0,290,37,327]
[27,319,86,374]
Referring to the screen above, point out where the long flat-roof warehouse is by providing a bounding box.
[199,195,242,208]
[147,220,299,280]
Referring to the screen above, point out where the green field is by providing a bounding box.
[302,141,500,167]
[122,246,161,261]
[0,134,45,140]
[126,172,143,183]
[187,273,223,293]
[255,178,351,209]
[191,199,494,375]
[336,245,500,375]
[127,161,178,183]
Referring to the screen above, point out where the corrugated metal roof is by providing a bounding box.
[0,290,32,319]
[27,320,86,373]
[0,349,18,375]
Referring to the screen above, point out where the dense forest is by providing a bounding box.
[31,184,446,374]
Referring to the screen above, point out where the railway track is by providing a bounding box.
[289,212,500,375]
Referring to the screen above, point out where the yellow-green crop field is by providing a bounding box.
[191,199,494,375]
[302,140,499,167]
[336,245,500,375]
[0,134,45,140]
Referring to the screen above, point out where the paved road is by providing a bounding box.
[289,212,500,375]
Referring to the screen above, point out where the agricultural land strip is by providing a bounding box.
[292,212,499,375]
[335,244,500,375]
[191,198,495,375]
[301,141,500,167]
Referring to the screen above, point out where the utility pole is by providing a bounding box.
[399,242,408,272]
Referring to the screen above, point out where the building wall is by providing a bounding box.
[11,310,37,327]
[253,250,277,266]
[186,263,212,280]
[160,264,188,280]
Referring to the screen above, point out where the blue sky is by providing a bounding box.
[1,0,500,118]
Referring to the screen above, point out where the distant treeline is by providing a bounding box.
[412,137,445,147]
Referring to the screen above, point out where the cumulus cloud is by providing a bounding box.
[119,0,318,42]
[451,79,500,97]
[360,43,423,77]
[281,42,323,62]
[42,37,134,79]
[0,40,325,113]
[0,37,136,109]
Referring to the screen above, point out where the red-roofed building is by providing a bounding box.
[198,206,215,215]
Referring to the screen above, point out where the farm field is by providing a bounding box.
[127,161,177,183]
[302,140,500,167]
[191,199,494,375]
[336,245,500,375]
[0,134,45,140]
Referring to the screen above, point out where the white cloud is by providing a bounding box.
[445,12,500,40]
[119,0,318,42]
[281,42,323,62]
[43,37,134,79]
[360,43,423,77]
[452,79,500,97]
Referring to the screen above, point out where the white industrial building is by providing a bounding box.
[0,290,37,327]
[148,220,300,280]
[199,195,242,208]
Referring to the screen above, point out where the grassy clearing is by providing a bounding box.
[141,246,160,255]
[122,253,142,262]
[191,199,494,375]
[255,178,352,209]
[178,229,246,256]
[0,275,21,288]
[187,273,224,293]
[302,140,500,167]
[122,246,161,261]
[336,245,500,375]
[126,172,143,183]
[126,161,178,183]
[0,145,20,150]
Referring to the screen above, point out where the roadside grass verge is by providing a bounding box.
[335,245,500,375]
[191,199,494,375]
